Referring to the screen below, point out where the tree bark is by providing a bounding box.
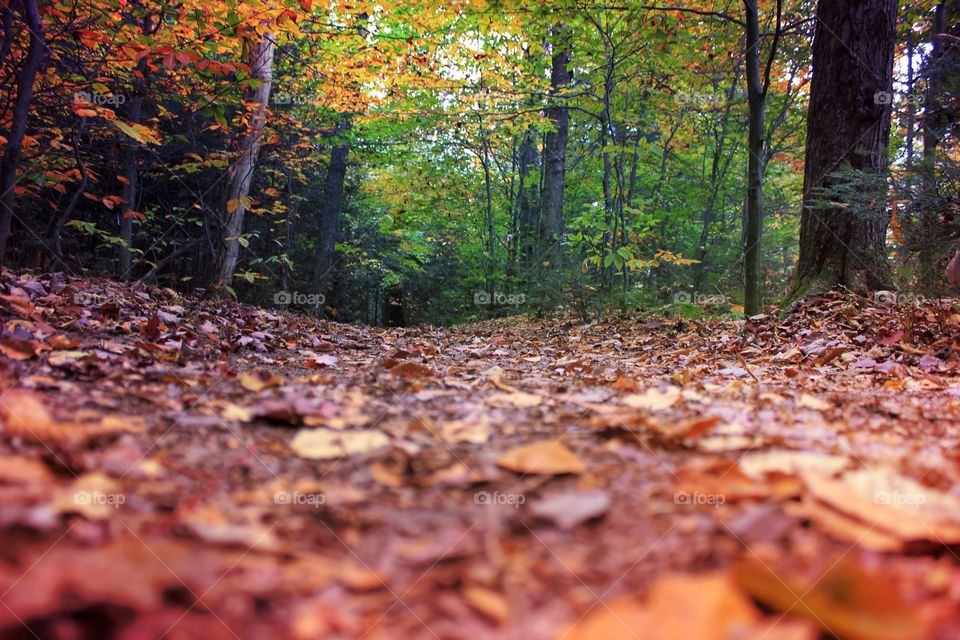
[515,128,539,268]
[789,0,897,301]
[540,24,572,270]
[313,126,349,307]
[210,33,275,289]
[118,92,144,278]
[743,0,765,315]
[118,15,153,279]
[0,0,45,265]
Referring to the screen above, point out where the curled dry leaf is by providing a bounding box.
[497,440,585,475]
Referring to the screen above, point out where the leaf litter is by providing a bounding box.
[1,273,960,637]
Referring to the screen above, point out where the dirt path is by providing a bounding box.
[2,271,960,639]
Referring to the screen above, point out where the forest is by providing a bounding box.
[0,0,960,638]
[0,0,954,322]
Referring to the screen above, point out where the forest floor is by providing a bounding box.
[3,271,960,639]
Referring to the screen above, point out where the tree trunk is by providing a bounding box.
[0,0,45,265]
[118,93,144,278]
[922,2,948,160]
[540,24,572,270]
[118,16,152,279]
[693,74,739,294]
[743,0,765,315]
[313,129,349,308]
[789,0,897,301]
[210,34,275,289]
[516,128,539,268]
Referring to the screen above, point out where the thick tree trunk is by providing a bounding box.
[313,133,349,307]
[0,0,45,265]
[789,0,897,301]
[540,25,572,270]
[743,0,765,315]
[210,34,275,289]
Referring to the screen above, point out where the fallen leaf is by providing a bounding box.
[531,490,611,529]
[463,586,509,623]
[562,571,815,640]
[802,467,960,546]
[797,394,832,411]
[738,450,850,480]
[487,391,543,408]
[497,441,585,475]
[240,370,285,392]
[290,429,390,460]
[388,361,434,380]
[734,558,932,640]
[622,386,681,411]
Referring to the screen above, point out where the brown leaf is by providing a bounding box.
[463,586,509,623]
[0,339,37,360]
[0,455,54,485]
[802,468,960,546]
[734,558,932,640]
[497,440,585,475]
[388,361,434,380]
[0,390,140,447]
[562,571,815,640]
[0,294,37,317]
[240,370,285,392]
